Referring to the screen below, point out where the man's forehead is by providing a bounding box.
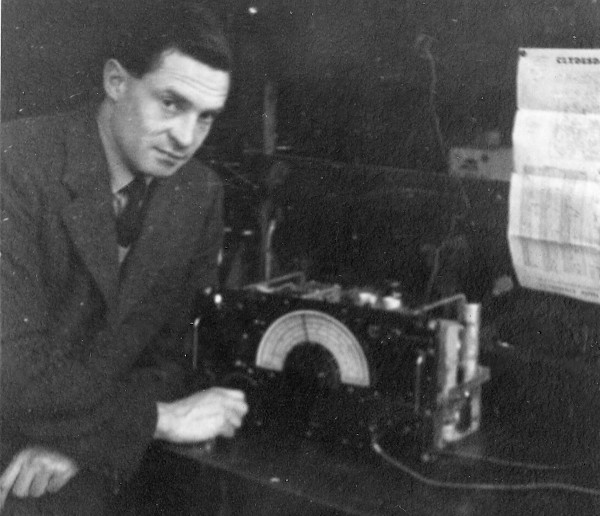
[145,49,230,100]
[152,48,229,78]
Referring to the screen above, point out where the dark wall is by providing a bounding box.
[2,0,122,119]
[0,0,235,117]
[4,0,600,167]
[5,0,600,363]
[234,0,600,166]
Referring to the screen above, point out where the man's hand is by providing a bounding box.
[154,387,248,443]
[0,447,79,510]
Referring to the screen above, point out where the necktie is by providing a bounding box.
[116,175,151,247]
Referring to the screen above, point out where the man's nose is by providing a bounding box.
[169,115,197,148]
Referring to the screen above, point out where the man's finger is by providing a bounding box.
[0,480,10,511]
[12,461,38,498]
[0,487,7,512]
[227,410,244,429]
[219,394,249,414]
[29,469,53,498]
[0,453,26,508]
[0,453,25,491]
[225,388,246,399]
[219,424,236,438]
[213,387,246,401]
[46,469,77,494]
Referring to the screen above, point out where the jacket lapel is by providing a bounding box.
[116,174,189,312]
[61,108,120,308]
[116,164,212,319]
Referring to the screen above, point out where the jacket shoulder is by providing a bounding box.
[2,112,69,147]
[1,112,71,170]
[179,157,224,197]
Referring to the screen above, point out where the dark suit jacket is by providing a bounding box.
[0,106,224,480]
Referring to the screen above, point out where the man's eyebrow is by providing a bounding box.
[201,107,225,117]
[161,89,224,116]
[162,89,190,106]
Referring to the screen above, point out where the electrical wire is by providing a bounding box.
[437,448,590,472]
[416,34,472,304]
[419,35,471,212]
[417,34,446,163]
[371,437,600,496]
[217,161,261,191]
[422,214,460,303]
[423,243,442,303]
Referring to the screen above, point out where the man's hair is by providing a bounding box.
[108,0,232,77]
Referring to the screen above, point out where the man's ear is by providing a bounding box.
[103,59,130,101]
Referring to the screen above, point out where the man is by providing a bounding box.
[0,1,248,513]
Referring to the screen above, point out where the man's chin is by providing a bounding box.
[144,161,185,178]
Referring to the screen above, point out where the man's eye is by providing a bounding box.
[198,113,215,126]
[162,98,178,111]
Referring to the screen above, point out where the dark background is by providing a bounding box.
[3,0,600,361]
[4,6,600,514]
[3,0,600,168]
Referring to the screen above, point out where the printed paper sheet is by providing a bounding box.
[509,48,600,304]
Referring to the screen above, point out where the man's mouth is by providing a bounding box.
[156,148,187,161]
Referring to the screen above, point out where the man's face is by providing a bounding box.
[108,50,230,178]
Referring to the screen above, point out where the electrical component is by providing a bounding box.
[193,273,489,455]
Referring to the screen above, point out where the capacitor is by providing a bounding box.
[460,303,481,381]
[434,320,461,448]
[382,281,403,311]
[357,290,379,308]
[460,303,482,431]
[382,295,402,311]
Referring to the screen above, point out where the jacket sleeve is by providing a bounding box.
[0,158,165,479]
[171,173,224,332]
[133,171,225,383]
[1,114,226,474]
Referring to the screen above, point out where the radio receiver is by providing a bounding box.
[192,273,490,456]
